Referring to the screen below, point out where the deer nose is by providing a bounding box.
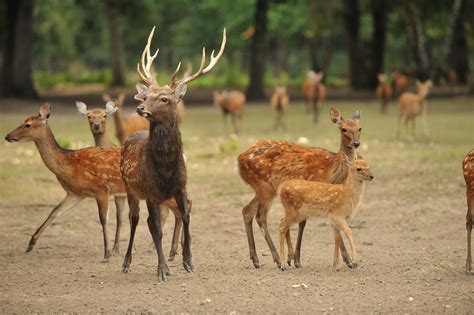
[353,141,360,148]
[137,104,145,112]
[5,134,10,142]
[369,175,374,180]
[93,123,100,130]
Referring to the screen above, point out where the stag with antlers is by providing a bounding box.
[120,27,226,281]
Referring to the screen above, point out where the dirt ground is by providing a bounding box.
[0,97,473,313]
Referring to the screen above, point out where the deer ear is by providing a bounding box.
[330,107,343,125]
[426,80,433,87]
[102,93,111,102]
[75,101,89,115]
[39,103,52,121]
[134,83,149,101]
[353,110,361,121]
[105,101,117,115]
[174,82,188,101]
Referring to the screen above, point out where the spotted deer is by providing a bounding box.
[75,100,187,261]
[213,89,246,134]
[238,107,362,268]
[375,73,393,114]
[270,85,289,130]
[397,80,433,139]
[102,93,149,144]
[120,27,226,281]
[463,149,474,275]
[302,71,327,123]
[278,158,373,270]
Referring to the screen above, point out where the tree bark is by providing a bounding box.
[371,0,388,86]
[447,0,469,83]
[1,0,37,98]
[104,0,126,86]
[404,4,429,78]
[321,1,335,74]
[246,0,269,101]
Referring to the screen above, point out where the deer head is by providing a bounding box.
[330,107,362,149]
[103,93,126,109]
[5,103,53,143]
[307,71,324,84]
[353,159,374,182]
[377,73,387,83]
[134,27,226,123]
[76,101,117,134]
[416,80,433,98]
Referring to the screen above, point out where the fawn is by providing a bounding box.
[120,27,226,281]
[102,93,149,144]
[238,107,362,268]
[302,70,326,123]
[270,85,289,130]
[76,100,186,261]
[213,89,246,134]
[5,103,125,260]
[392,69,408,96]
[463,149,474,275]
[375,73,393,114]
[278,158,374,270]
[397,80,433,139]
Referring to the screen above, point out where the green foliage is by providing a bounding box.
[219,136,240,154]
[56,137,72,149]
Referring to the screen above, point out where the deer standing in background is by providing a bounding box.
[120,27,226,281]
[270,85,289,130]
[463,149,474,275]
[103,93,149,144]
[278,158,374,270]
[5,103,125,261]
[214,90,246,134]
[375,73,393,114]
[397,80,433,139]
[302,71,327,123]
[238,107,362,268]
[392,69,408,96]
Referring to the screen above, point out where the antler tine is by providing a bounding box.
[170,61,182,87]
[172,28,226,88]
[137,26,159,86]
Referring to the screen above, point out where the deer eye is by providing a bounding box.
[356,167,362,171]
[342,128,347,132]
[25,123,31,128]
[160,97,168,103]
[103,115,107,118]
[359,128,362,131]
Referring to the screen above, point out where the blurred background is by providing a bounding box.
[1,0,473,101]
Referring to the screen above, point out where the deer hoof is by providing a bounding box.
[294,261,302,269]
[183,260,194,273]
[158,265,169,282]
[26,244,35,253]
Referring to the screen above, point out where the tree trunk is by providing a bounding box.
[1,0,37,98]
[404,4,429,78]
[104,0,126,86]
[371,0,388,87]
[321,1,335,74]
[448,1,469,84]
[246,0,269,101]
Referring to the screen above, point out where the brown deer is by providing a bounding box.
[103,93,149,144]
[270,85,289,130]
[120,27,226,281]
[238,107,362,268]
[302,70,327,123]
[213,90,246,134]
[463,149,474,275]
[278,158,373,270]
[396,80,433,139]
[5,103,125,261]
[392,69,408,96]
[375,73,393,114]
[76,100,187,261]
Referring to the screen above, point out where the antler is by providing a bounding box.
[137,26,159,87]
[171,28,226,88]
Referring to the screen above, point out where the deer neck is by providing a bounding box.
[112,108,126,144]
[33,126,69,175]
[146,115,182,167]
[93,131,114,148]
[350,179,366,209]
[330,140,355,184]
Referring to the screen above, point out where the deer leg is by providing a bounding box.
[396,113,402,139]
[27,193,83,253]
[146,200,169,282]
[96,195,111,262]
[333,227,341,269]
[293,220,306,268]
[332,227,354,269]
[466,195,473,275]
[112,195,126,255]
[255,199,280,265]
[168,208,182,261]
[279,218,291,270]
[242,196,261,268]
[285,229,294,266]
[175,191,193,272]
[331,216,358,267]
[122,194,140,273]
[312,100,320,124]
[421,109,430,137]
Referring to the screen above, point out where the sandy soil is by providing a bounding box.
[0,99,473,313]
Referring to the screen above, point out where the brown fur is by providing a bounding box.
[463,149,474,275]
[302,71,327,123]
[270,86,289,130]
[214,90,246,134]
[392,70,408,96]
[397,80,432,139]
[238,107,362,268]
[375,74,393,114]
[278,159,373,270]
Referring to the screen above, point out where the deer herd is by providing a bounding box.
[3,27,473,282]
